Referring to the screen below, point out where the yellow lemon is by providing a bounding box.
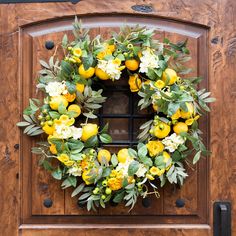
[128,74,142,92]
[81,123,98,142]
[63,93,76,102]
[173,122,188,134]
[97,149,111,164]
[76,83,85,93]
[42,123,55,135]
[163,151,170,162]
[78,65,95,79]
[82,170,93,185]
[68,104,81,118]
[49,95,68,110]
[146,140,164,157]
[125,59,139,71]
[49,144,57,154]
[162,68,178,85]
[95,67,109,80]
[180,102,194,119]
[154,122,171,139]
[117,148,129,163]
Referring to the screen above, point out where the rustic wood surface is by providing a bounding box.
[0,0,235,235]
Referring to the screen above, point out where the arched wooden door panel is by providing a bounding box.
[0,1,235,236]
[21,15,208,224]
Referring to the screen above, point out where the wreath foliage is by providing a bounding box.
[17,18,215,211]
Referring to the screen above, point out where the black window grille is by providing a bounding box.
[97,84,153,147]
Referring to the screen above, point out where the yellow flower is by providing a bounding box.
[150,166,165,176]
[42,123,55,135]
[107,177,123,191]
[49,144,57,154]
[63,93,76,102]
[64,160,75,167]
[146,173,154,180]
[72,48,82,57]
[154,80,165,89]
[128,74,142,92]
[82,169,93,185]
[57,153,69,163]
[171,109,181,120]
[146,140,164,157]
[58,115,75,126]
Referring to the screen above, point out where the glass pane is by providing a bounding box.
[103,118,129,141]
[103,91,129,114]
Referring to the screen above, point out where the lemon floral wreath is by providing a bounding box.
[17,18,215,211]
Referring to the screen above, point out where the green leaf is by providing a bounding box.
[100,123,109,134]
[193,151,201,164]
[49,111,61,119]
[51,167,62,180]
[128,148,138,158]
[61,60,73,76]
[99,134,112,144]
[68,140,84,151]
[84,135,98,148]
[68,176,77,187]
[62,34,68,48]
[138,144,148,159]
[154,156,165,168]
[168,102,180,116]
[128,161,140,176]
[71,183,85,197]
[111,154,118,167]
[58,102,67,114]
[16,121,30,127]
[113,191,125,203]
[66,81,76,94]
[82,54,94,70]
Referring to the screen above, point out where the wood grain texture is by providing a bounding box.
[0,0,235,235]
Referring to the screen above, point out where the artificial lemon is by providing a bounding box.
[128,74,142,92]
[82,170,93,185]
[95,67,109,80]
[68,104,81,118]
[78,65,95,79]
[117,148,129,163]
[154,122,171,139]
[173,122,188,134]
[97,149,111,164]
[49,95,68,110]
[76,83,85,93]
[180,102,194,119]
[125,59,139,71]
[81,123,98,142]
[162,68,178,85]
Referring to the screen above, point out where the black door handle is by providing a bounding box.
[214,202,231,236]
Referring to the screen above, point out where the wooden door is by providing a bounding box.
[0,1,235,235]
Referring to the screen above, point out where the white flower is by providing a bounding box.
[55,124,73,139]
[162,133,185,153]
[135,164,148,177]
[139,48,159,73]
[116,158,133,176]
[67,165,82,176]
[55,124,82,140]
[45,81,68,97]
[97,59,121,80]
[70,126,82,140]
